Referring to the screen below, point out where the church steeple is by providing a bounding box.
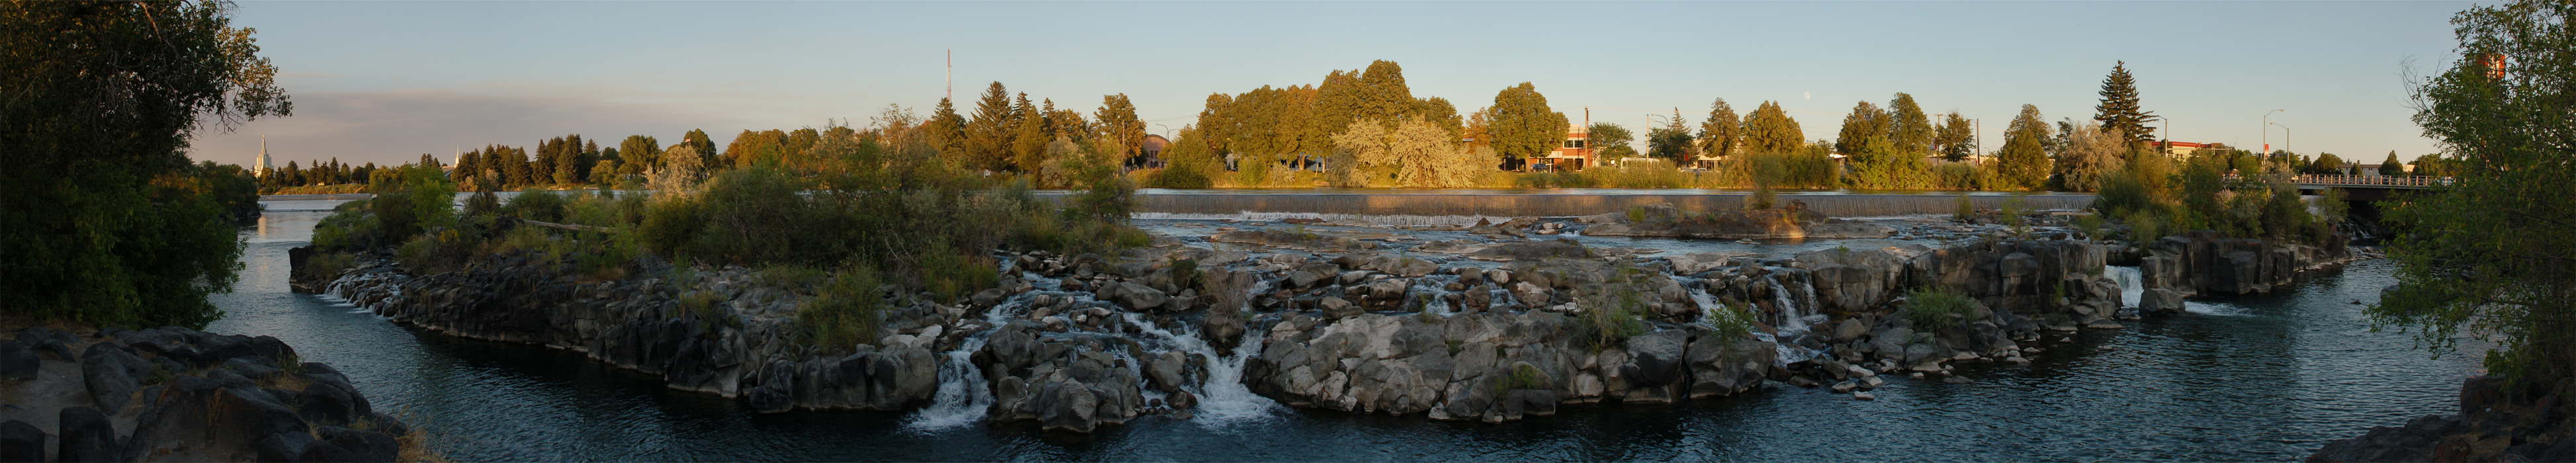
[253,135,271,177]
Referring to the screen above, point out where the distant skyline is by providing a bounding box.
[190,1,2472,169]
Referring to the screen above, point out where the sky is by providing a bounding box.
[189,1,2475,169]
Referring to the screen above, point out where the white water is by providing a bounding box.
[2110,266,2143,309]
[1690,282,1817,365]
[1116,312,1283,427]
[1766,277,1808,336]
[902,273,1051,432]
[1132,211,1511,228]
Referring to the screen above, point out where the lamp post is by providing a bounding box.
[2263,109,2285,154]
[2270,122,2289,155]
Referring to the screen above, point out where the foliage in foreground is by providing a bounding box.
[2372,0,2576,386]
[0,1,288,329]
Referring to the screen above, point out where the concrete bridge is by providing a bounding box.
[2268,175,2452,201]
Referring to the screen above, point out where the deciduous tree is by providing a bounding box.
[1996,105,2053,190]
[1488,83,1570,167]
[1740,101,1805,153]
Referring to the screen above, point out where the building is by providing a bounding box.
[252,135,271,177]
[1528,123,1593,171]
[2150,141,2224,159]
[1125,134,1171,170]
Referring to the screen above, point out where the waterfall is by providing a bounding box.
[2110,266,2143,309]
[1116,312,1282,425]
[1766,277,1808,336]
[901,273,1050,432]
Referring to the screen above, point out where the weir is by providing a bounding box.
[1126,192,2096,218]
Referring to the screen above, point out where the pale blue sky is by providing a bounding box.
[191,1,2472,169]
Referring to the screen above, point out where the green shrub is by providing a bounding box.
[1906,286,1975,333]
[1704,300,1755,339]
[635,196,704,261]
[1571,265,1651,351]
[1953,195,1975,222]
[1493,362,1547,394]
[758,265,827,291]
[301,251,357,283]
[916,245,996,303]
[505,189,568,222]
[393,234,442,274]
[798,267,885,347]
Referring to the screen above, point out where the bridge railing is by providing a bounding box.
[2220,174,2452,188]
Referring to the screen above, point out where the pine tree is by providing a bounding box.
[1998,105,2053,190]
[1010,97,1047,173]
[2094,61,2160,145]
[1887,93,1933,155]
[1699,98,1742,161]
[1933,111,1976,161]
[965,82,1015,172]
[2381,151,2407,176]
[927,98,969,168]
[1740,101,1804,153]
[1488,83,1569,167]
[1834,101,1888,156]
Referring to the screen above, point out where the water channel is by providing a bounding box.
[210,199,2483,461]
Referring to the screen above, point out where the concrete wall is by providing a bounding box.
[1131,193,2096,218]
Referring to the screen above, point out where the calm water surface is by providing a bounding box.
[206,204,2481,461]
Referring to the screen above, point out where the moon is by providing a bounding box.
[1802,92,1811,100]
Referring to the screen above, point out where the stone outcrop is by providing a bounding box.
[2139,230,2355,297]
[0,325,410,462]
[1579,202,1896,239]
[2311,376,2576,462]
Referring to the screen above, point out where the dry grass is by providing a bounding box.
[396,430,449,463]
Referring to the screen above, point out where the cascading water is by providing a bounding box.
[1116,312,1282,425]
[1765,277,1808,335]
[1132,212,1505,228]
[903,271,1051,431]
[2110,266,2144,309]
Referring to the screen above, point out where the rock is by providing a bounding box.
[1666,252,1750,274]
[58,407,117,463]
[79,343,149,412]
[1146,351,1187,394]
[1830,380,1856,393]
[1832,319,1867,343]
[1101,282,1169,312]
[0,420,38,462]
[0,341,34,381]
[1319,297,1360,319]
[2139,288,2186,316]
[971,288,1008,308]
[1853,391,1875,400]
[298,427,399,462]
[255,430,316,462]
[1620,331,1688,387]
[298,382,361,426]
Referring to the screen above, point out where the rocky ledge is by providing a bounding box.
[2310,376,2576,462]
[0,324,412,462]
[1577,202,1898,239]
[2133,230,2362,316]
[294,218,2135,434]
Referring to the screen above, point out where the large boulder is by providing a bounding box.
[2139,288,2187,316]
[79,343,150,412]
[1619,331,1688,388]
[58,407,118,463]
[0,420,38,462]
[1683,333,1775,398]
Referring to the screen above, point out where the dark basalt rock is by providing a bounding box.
[0,419,40,462]
[56,407,118,463]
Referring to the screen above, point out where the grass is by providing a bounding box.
[302,251,357,284]
[797,268,886,348]
[1905,286,1975,332]
[1704,300,1755,339]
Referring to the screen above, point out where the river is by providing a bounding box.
[208,202,2483,461]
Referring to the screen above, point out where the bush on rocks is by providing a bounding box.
[1904,286,1975,332]
[798,268,885,348]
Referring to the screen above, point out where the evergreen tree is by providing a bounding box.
[1887,93,1933,155]
[1646,110,1696,162]
[1834,101,1888,156]
[1488,83,1569,167]
[1740,101,1805,153]
[2094,61,2160,145]
[926,98,969,168]
[2381,151,2407,176]
[1997,105,2053,190]
[1011,97,1048,173]
[965,82,1015,172]
[455,149,482,187]
[1933,111,1976,161]
[1699,98,1742,161]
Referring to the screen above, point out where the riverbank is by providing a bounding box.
[0,318,425,462]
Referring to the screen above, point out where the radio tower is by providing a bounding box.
[946,49,953,101]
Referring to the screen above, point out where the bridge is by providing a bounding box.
[2225,174,2451,201]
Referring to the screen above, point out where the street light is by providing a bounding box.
[2270,122,2290,156]
[1153,123,1172,138]
[2263,109,2285,154]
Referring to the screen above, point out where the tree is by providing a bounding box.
[1418,97,1463,137]
[1834,101,1889,157]
[926,97,969,168]
[1093,94,1145,162]
[680,130,717,172]
[620,135,662,171]
[1699,98,1742,162]
[2372,0,2576,385]
[1933,111,1976,161]
[2095,61,2160,145]
[1887,93,1934,155]
[2380,151,2407,176]
[1646,110,1696,162]
[1,0,290,328]
[1357,60,1415,123]
[1488,83,1570,167]
[1996,105,2053,190]
[1010,94,1048,172]
[1740,101,1805,153]
[1589,122,1638,160]
[2053,120,2127,192]
[1329,118,1480,187]
[965,82,1015,172]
